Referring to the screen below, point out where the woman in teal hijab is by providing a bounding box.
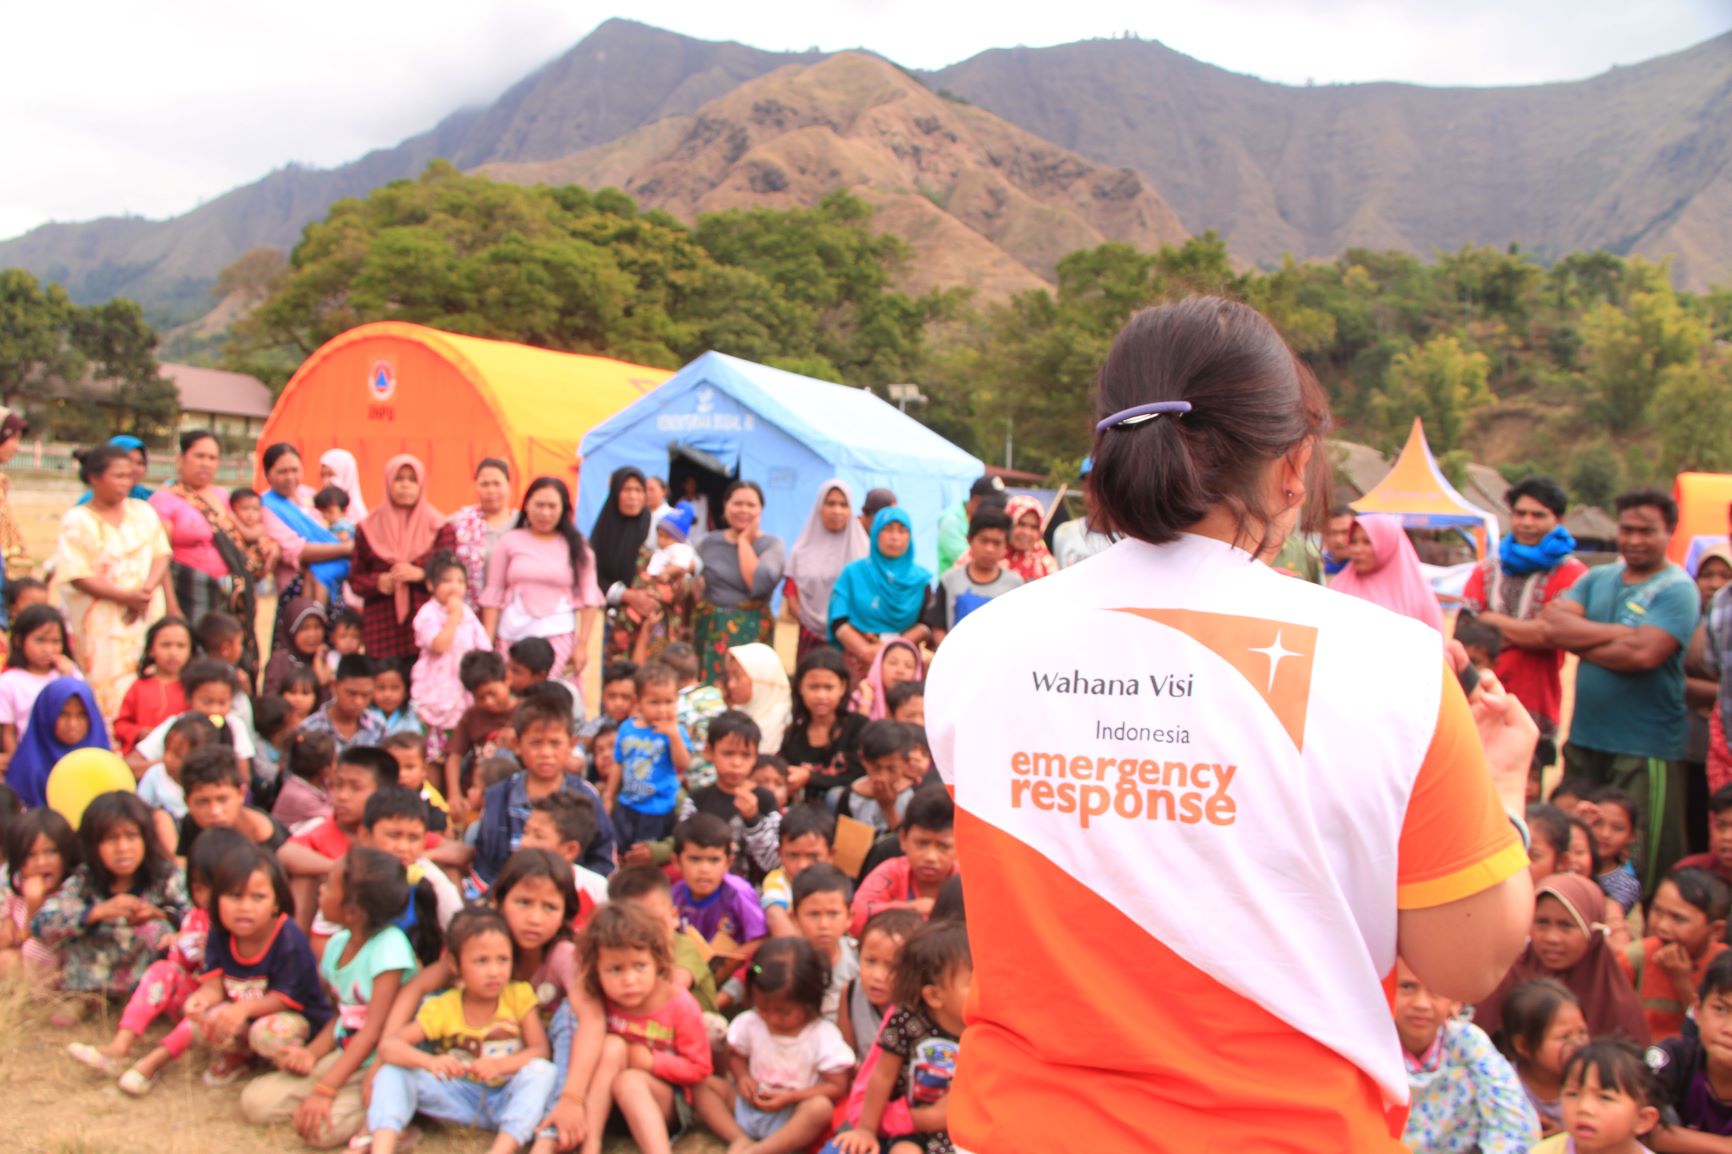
[75,434,153,504]
[828,505,933,679]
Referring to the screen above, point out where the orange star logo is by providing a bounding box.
[1115,608,1318,750]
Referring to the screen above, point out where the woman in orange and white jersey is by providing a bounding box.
[926,297,1536,1153]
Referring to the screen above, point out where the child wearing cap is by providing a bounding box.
[647,501,698,583]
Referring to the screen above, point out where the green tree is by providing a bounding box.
[1371,335,1492,452]
[71,299,176,439]
[1568,443,1624,508]
[1652,348,1732,474]
[1579,287,1707,432]
[223,164,939,393]
[0,268,81,405]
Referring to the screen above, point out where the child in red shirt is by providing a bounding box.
[113,618,191,755]
[576,904,711,1154]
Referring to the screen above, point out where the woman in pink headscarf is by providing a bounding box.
[1330,514,1444,633]
[347,455,455,660]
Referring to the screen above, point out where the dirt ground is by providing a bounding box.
[0,975,729,1153]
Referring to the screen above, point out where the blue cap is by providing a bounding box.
[657,501,696,542]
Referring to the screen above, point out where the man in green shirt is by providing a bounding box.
[1542,487,1701,891]
[938,475,1004,574]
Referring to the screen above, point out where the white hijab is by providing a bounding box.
[319,448,369,520]
[727,642,792,754]
[785,479,869,636]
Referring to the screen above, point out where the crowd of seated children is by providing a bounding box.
[2,540,1004,1154]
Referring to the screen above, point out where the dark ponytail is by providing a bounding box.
[405,877,442,965]
[1090,297,1330,556]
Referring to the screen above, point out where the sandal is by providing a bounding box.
[118,1068,155,1097]
[67,1042,123,1075]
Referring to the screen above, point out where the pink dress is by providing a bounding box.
[479,530,603,677]
[0,667,65,736]
[410,598,492,731]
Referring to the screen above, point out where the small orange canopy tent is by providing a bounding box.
[1350,418,1498,557]
[1671,472,1732,567]
[255,322,672,513]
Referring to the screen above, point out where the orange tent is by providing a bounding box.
[1350,418,1498,557]
[256,322,672,512]
[1671,472,1732,565]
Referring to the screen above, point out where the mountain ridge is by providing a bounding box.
[4,19,1730,320]
[478,52,1189,297]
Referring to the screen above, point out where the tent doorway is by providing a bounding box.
[668,442,735,536]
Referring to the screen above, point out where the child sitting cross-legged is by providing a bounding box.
[117,838,331,1095]
[33,792,189,1010]
[368,907,558,1154]
[0,807,77,979]
[695,936,855,1154]
[828,919,971,1154]
[240,845,436,1148]
[576,903,713,1154]
[849,788,959,938]
[384,848,597,1153]
[66,827,224,1075]
[608,864,721,1015]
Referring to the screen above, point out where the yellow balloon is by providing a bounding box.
[45,748,135,829]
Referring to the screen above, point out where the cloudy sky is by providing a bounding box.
[3,0,1727,241]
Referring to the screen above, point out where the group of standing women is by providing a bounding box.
[9,417,1067,720]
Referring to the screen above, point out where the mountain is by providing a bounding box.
[5,20,1732,319]
[0,19,820,320]
[927,32,1732,289]
[480,53,1188,296]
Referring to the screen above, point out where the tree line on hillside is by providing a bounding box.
[5,161,1730,502]
[0,273,179,444]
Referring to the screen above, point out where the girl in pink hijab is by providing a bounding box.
[1329,514,1444,633]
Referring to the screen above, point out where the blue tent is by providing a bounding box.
[577,352,984,575]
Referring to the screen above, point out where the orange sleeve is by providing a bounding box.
[1396,664,1528,909]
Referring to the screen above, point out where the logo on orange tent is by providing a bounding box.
[1115,608,1318,751]
[368,360,397,403]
